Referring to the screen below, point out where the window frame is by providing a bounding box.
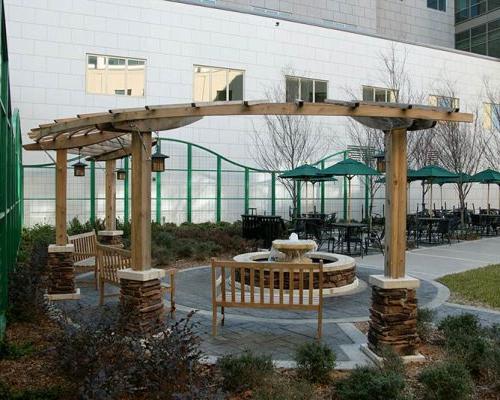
[362,85,398,103]
[486,102,500,130]
[85,53,146,97]
[429,95,460,109]
[428,0,447,12]
[284,75,328,103]
[192,65,245,102]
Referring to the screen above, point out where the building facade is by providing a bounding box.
[4,0,500,225]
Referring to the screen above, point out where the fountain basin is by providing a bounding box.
[233,251,358,297]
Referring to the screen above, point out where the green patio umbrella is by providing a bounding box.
[469,169,500,212]
[434,172,472,209]
[411,165,458,211]
[323,158,380,223]
[279,165,335,213]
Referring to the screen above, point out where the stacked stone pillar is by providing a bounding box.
[46,244,81,300]
[98,230,123,247]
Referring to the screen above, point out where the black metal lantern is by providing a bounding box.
[116,167,126,181]
[73,148,87,177]
[374,152,386,173]
[151,147,169,173]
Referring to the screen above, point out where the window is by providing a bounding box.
[428,0,447,11]
[455,0,499,23]
[485,103,500,130]
[362,86,398,103]
[455,18,500,58]
[193,66,244,102]
[86,54,145,96]
[429,95,460,109]
[285,77,328,103]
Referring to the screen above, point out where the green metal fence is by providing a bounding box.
[23,137,383,227]
[0,0,23,339]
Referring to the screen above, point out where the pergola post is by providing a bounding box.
[46,149,80,300]
[117,131,165,334]
[98,159,123,246]
[364,128,421,360]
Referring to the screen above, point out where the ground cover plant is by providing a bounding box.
[439,264,500,309]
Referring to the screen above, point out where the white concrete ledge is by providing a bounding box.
[117,268,166,281]
[45,288,81,301]
[98,230,124,236]
[369,275,420,289]
[360,344,425,365]
[48,244,74,253]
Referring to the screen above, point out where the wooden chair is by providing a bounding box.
[68,231,97,286]
[211,259,323,338]
[96,244,175,314]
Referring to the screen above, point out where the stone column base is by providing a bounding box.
[47,244,80,300]
[98,230,123,247]
[367,275,420,357]
[118,268,166,335]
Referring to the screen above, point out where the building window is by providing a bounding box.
[285,77,328,103]
[485,103,500,130]
[86,55,145,96]
[428,0,447,11]
[455,18,500,58]
[362,86,398,103]
[193,66,244,102]
[429,95,460,109]
[455,0,499,24]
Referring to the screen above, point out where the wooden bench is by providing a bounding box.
[211,259,323,338]
[68,231,98,287]
[96,244,175,314]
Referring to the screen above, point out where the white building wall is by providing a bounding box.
[5,0,500,224]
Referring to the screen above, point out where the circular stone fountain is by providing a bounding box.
[233,234,358,297]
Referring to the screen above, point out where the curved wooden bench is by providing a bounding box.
[211,258,323,338]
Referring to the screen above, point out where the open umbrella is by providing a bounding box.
[434,172,472,210]
[411,165,458,212]
[323,158,380,223]
[469,169,500,213]
[279,165,335,213]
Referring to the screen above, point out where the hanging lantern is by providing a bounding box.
[374,152,386,173]
[73,148,87,177]
[151,147,169,173]
[116,167,126,181]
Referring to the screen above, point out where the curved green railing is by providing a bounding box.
[0,0,24,339]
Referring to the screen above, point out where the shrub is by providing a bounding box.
[0,382,65,400]
[294,341,336,383]
[254,376,313,400]
[0,340,34,360]
[335,367,406,400]
[417,308,436,342]
[380,346,405,375]
[418,361,473,400]
[438,314,481,338]
[56,312,208,399]
[445,333,490,376]
[217,350,274,392]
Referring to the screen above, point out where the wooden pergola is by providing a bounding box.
[25,100,472,346]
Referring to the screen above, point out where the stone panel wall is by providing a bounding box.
[47,252,75,295]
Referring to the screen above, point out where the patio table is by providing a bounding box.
[332,222,367,255]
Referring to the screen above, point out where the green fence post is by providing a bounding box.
[90,160,96,223]
[320,160,325,214]
[187,144,192,223]
[155,143,161,224]
[216,156,221,223]
[271,172,276,216]
[365,176,370,220]
[343,151,348,221]
[296,181,301,216]
[244,168,249,214]
[124,157,129,223]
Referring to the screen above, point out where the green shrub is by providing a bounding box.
[445,333,490,375]
[0,340,34,360]
[380,346,405,375]
[417,308,436,342]
[294,341,336,383]
[438,314,481,338]
[217,351,274,392]
[0,382,65,400]
[418,361,473,400]
[335,367,405,400]
[254,376,313,400]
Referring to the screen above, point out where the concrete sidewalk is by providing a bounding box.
[356,236,500,280]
